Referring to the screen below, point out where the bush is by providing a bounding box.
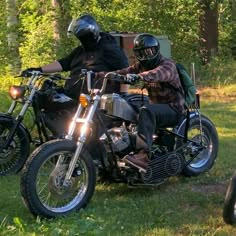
[197,57,236,87]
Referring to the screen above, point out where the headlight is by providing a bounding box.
[9,86,26,100]
[79,94,90,108]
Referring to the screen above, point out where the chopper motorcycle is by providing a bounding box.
[20,70,219,218]
[0,71,76,175]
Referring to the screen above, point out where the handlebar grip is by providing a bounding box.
[19,71,65,80]
[104,72,125,82]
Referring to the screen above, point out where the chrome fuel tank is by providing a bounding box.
[100,94,138,122]
[99,93,149,122]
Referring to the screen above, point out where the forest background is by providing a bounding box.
[1,0,236,86]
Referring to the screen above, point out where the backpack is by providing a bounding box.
[176,63,197,107]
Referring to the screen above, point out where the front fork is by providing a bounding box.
[63,99,99,186]
[7,101,17,115]
[2,87,36,150]
[3,100,33,150]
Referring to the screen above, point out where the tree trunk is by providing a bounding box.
[230,0,236,58]
[199,0,218,64]
[6,0,21,73]
[51,0,72,56]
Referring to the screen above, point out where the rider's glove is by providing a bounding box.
[21,67,42,77]
[124,74,141,85]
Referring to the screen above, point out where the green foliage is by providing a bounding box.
[0,1,10,74]
[198,57,236,87]
[218,0,236,56]
[0,0,235,76]
[19,13,56,68]
[17,1,75,69]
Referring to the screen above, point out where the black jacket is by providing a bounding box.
[58,32,129,99]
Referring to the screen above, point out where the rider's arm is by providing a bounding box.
[40,47,81,73]
[139,59,180,88]
[114,63,139,75]
[41,61,63,73]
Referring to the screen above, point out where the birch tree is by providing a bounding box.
[6,0,21,73]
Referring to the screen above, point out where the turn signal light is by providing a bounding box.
[79,94,90,108]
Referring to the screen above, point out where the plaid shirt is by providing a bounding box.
[116,56,186,114]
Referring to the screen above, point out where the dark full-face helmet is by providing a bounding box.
[67,14,100,49]
[133,33,161,69]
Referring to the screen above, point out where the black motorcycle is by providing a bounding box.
[20,71,219,218]
[0,71,76,175]
[223,171,236,225]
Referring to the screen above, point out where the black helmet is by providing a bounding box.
[67,14,100,49]
[133,33,161,69]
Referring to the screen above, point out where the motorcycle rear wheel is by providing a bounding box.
[20,139,96,218]
[177,115,218,177]
[0,116,30,175]
[223,172,236,225]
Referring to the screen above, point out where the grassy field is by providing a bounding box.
[0,82,236,235]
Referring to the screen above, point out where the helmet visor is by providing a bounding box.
[67,19,77,38]
[67,19,93,38]
[134,47,159,61]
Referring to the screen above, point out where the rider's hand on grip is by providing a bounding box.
[21,67,42,77]
[124,74,141,85]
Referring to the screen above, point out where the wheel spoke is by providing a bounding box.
[0,124,24,174]
[36,151,89,213]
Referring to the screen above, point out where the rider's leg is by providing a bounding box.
[123,104,179,172]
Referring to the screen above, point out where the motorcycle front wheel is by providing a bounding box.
[0,115,30,175]
[21,139,96,218]
[177,114,219,177]
[223,172,236,225]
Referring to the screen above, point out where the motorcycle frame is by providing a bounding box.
[3,73,59,149]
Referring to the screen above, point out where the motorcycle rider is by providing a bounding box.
[21,14,129,135]
[98,33,186,172]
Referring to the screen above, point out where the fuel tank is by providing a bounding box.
[99,93,149,122]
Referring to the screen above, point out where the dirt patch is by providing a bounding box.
[190,182,228,196]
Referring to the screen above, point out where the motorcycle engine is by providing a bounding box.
[100,127,131,153]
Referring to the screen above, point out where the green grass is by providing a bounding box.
[0,81,236,235]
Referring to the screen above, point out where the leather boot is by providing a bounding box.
[123,150,149,173]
